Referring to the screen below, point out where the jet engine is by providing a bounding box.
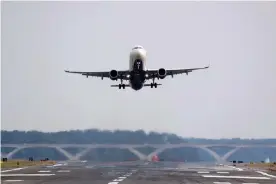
[158,68,167,79]
[109,70,118,80]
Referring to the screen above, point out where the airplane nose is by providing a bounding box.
[135,49,146,58]
[130,48,146,61]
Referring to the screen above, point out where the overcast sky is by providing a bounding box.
[1,1,276,138]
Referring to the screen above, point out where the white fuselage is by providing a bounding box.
[129,47,147,71]
[128,46,147,90]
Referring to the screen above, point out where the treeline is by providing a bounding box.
[1,129,185,144]
[1,129,276,144]
[186,138,276,145]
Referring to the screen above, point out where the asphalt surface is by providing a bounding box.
[1,161,276,184]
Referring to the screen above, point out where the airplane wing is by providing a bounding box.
[146,66,209,79]
[64,70,130,80]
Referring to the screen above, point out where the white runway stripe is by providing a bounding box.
[52,163,64,167]
[202,175,270,180]
[242,183,260,184]
[113,179,124,182]
[4,180,24,182]
[225,165,243,171]
[38,170,51,173]
[118,177,126,179]
[213,182,231,184]
[57,170,70,173]
[110,172,132,183]
[256,171,276,178]
[1,168,26,173]
[217,172,229,174]
[1,173,55,176]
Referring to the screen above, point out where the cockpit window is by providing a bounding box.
[133,46,143,50]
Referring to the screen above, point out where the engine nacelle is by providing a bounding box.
[158,68,167,79]
[109,70,118,80]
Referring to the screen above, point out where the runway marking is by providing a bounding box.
[52,163,64,167]
[118,176,126,179]
[46,163,66,168]
[197,171,210,174]
[225,165,243,171]
[113,179,124,182]
[57,170,70,173]
[242,183,260,184]
[256,171,276,178]
[213,182,231,184]
[38,170,51,173]
[111,173,132,183]
[202,175,270,180]
[1,174,55,177]
[4,180,24,182]
[1,167,27,173]
[217,172,229,174]
[123,173,132,177]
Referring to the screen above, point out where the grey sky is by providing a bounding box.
[2,2,276,138]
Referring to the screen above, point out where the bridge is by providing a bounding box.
[1,143,276,162]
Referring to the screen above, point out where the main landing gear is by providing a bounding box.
[119,79,125,89]
[150,83,157,88]
[150,77,158,88]
[119,84,125,89]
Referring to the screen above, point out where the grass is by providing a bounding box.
[245,162,276,172]
[0,160,56,168]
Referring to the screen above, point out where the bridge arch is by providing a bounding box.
[146,145,243,162]
[74,147,146,160]
[221,147,241,161]
[146,145,223,162]
[5,146,75,160]
[2,144,275,162]
[3,146,145,161]
[127,147,147,160]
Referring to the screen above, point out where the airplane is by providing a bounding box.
[64,45,209,90]
[151,155,159,162]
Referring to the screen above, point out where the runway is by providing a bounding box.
[1,161,276,184]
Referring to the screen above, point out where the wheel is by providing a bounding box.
[122,84,125,89]
[119,84,122,89]
[154,83,157,88]
[151,83,153,88]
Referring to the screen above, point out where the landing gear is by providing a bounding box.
[119,84,125,89]
[150,83,157,88]
[150,77,157,88]
[119,79,125,89]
